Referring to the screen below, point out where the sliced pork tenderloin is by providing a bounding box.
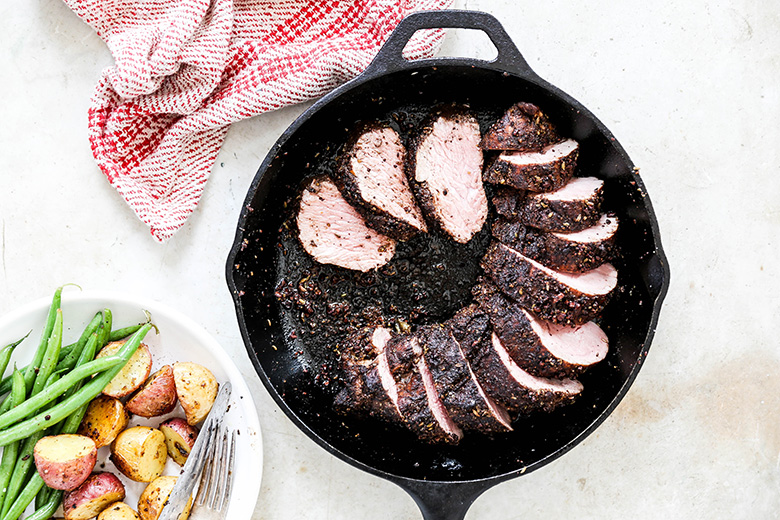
[474,332,583,415]
[407,105,488,243]
[333,327,401,421]
[483,139,578,192]
[516,176,604,232]
[385,333,462,444]
[491,214,618,273]
[492,186,526,219]
[474,283,608,378]
[480,102,561,151]
[480,242,617,326]
[333,122,427,240]
[417,324,512,434]
[296,176,396,272]
[447,305,581,416]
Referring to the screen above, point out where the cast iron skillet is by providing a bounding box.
[226,10,670,520]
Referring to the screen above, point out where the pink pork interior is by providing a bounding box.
[373,327,400,414]
[538,176,602,201]
[514,247,617,295]
[491,333,583,395]
[552,214,618,243]
[414,114,487,243]
[350,127,427,231]
[502,138,578,166]
[524,310,609,365]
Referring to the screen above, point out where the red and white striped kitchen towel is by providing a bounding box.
[64,0,453,241]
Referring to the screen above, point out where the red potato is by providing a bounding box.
[126,365,177,417]
[77,395,130,448]
[172,362,219,425]
[34,434,97,491]
[110,427,167,483]
[97,502,141,520]
[97,341,153,398]
[63,472,126,520]
[138,476,193,520]
[158,418,198,466]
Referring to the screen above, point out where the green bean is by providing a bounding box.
[97,309,112,348]
[1,372,62,518]
[0,369,26,513]
[30,309,62,398]
[0,355,123,431]
[0,473,55,520]
[56,312,102,372]
[0,334,27,380]
[58,334,100,434]
[0,324,152,447]
[23,287,63,394]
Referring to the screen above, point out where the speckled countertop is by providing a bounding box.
[1,0,778,518]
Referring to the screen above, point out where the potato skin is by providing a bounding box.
[172,362,219,425]
[138,476,192,520]
[77,395,130,448]
[63,472,126,520]
[158,418,198,466]
[97,341,153,398]
[34,434,98,491]
[110,427,167,483]
[97,502,141,520]
[126,365,177,417]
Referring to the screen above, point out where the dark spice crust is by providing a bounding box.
[480,102,561,151]
[332,121,423,241]
[480,242,613,326]
[518,181,603,233]
[406,104,483,243]
[385,335,460,444]
[474,282,592,379]
[491,218,616,273]
[333,327,400,422]
[482,145,577,192]
[418,324,510,433]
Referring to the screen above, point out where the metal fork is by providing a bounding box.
[194,423,237,519]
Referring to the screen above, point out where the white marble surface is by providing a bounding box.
[1,0,779,518]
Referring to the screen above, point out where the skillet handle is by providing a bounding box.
[364,9,538,80]
[395,479,491,520]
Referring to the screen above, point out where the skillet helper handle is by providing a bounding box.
[399,479,490,520]
[364,9,538,79]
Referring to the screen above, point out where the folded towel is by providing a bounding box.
[64,0,452,241]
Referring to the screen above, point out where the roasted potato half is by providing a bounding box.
[97,502,141,520]
[172,362,219,425]
[138,476,192,520]
[34,434,97,491]
[126,365,177,417]
[77,395,130,448]
[63,472,126,520]
[110,426,167,482]
[97,341,153,398]
[159,417,198,466]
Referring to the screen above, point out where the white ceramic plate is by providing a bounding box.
[0,290,263,519]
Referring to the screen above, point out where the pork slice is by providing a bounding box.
[481,241,617,325]
[483,139,578,192]
[333,123,427,240]
[417,324,512,434]
[469,332,583,415]
[480,102,561,151]
[491,214,618,273]
[385,333,462,444]
[475,284,608,378]
[333,327,402,421]
[519,176,604,232]
[492,187,526,219]
[407,105,488,243]
[297,176,396,272]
